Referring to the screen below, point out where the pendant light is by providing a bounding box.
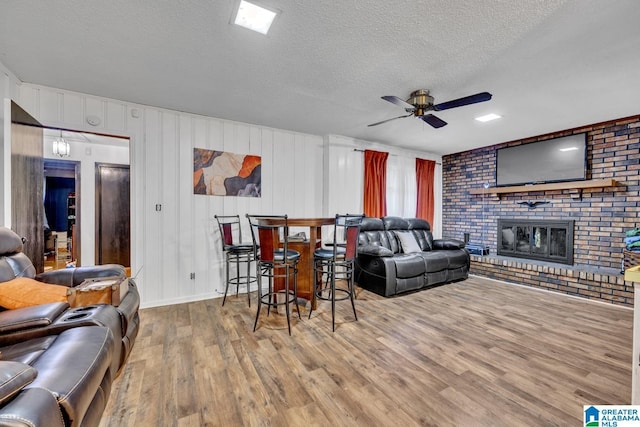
[53,130,70,157]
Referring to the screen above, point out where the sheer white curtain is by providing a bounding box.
[386,155,416,217]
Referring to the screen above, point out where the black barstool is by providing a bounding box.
[247,214,301,335]
[214,215,256,306]
[310,214,364,331]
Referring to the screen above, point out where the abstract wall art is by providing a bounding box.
[193,148,261,197]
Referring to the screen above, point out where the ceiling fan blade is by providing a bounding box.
[381,96,416,112]
[368,113,414,127]
[433,92,492,111]
[420,114,447,128]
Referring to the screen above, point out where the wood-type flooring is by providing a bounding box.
[100,276,633,426]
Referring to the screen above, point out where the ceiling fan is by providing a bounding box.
[368,89,492,128]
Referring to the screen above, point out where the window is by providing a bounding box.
[386,155,416,217]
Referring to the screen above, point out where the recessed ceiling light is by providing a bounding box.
[233,0,278,35]
[475,113,501,123]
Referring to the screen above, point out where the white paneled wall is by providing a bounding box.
[17,83,325,308]
[323,135,365,216]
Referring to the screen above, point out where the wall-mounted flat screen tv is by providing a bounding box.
[496,133,587,186]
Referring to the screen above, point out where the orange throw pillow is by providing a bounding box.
[0,277,68,309]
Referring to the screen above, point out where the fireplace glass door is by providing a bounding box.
[498,219,574,265]
[515,226,530,254]
[550,228,567,258]
[531,226,548,255]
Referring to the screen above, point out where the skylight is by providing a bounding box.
[475,113,501,123]
[233,0,278,35]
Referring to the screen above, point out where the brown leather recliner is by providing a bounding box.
[0,226,140,371]
[0,326,115,426]
[0,226,141,426]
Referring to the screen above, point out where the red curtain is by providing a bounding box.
[416,158,436,225]
[364,150,389,217]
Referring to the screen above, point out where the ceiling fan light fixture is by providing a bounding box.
[407,90,434,108]
[233,0,278,35]
[475,113,501,123]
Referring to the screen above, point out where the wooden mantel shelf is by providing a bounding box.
[468,178,620,196]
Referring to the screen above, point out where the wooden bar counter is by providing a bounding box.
[258,217,334,308]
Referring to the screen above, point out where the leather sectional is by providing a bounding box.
[0,226,140,426]
[355,216,470,296]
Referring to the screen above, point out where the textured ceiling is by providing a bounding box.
[1,0,639,155]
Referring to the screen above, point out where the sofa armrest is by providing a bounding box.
[0,387,64,426]
[36,264,126,287]
[0,361,37,405]
[357,245,394,257]
[0,303,69,334]
[433,239,465,250]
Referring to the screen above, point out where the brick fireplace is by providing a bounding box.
[442,115,640,306]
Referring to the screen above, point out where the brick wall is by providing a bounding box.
[442,115,640,305]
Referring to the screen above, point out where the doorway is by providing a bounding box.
[43,128,130,269]
[43,159,80,270]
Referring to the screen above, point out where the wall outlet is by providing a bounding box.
[190,272,195,280]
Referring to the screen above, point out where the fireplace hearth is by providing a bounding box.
[497,219,574,265]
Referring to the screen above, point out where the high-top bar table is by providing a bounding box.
[257,217,334,309]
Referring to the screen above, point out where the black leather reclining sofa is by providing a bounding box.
[355,216,470,296]
[0,226,140,426]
